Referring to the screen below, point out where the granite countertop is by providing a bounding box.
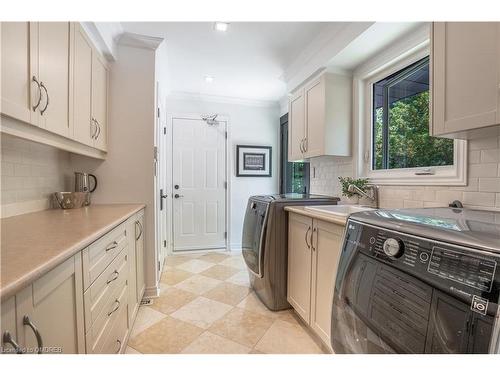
[1,204,145,300]
[284,205,348,226]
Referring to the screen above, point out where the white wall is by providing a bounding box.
[165,97,280,249]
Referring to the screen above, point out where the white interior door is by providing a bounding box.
[172,117,227,252]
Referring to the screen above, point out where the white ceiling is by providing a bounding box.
[120,22,330,102]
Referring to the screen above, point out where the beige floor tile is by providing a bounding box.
[175,274,222,295]
[200,264,240,281]
[160,268,193,286]
[208,307,274,348]
[150,287,198,315]
[181,331,251,354]
[236,292,281,318]
[171,296,232,329]
[198,252,231,263]
[125,346,141,354]
[176,259,215,273]
[128,316,203,354]
[164,255,191,267]
[203,282,250,306]
[130,306,167,338]
[255,319,324,354]
[226,270,250,287]
[220,256,247,269]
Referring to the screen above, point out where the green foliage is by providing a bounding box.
[338,176,369,198]
[374,91,454,170]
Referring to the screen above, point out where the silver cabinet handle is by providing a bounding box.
[107,299,120,316]
[305,226,311,248]
[106,241,118,252]
[91,118,98,139]
[95,119,101,140]
[2,331,23,354]
[299,139,304,153]
[303,138,308,153]
[31,76,42,111]
[39,82,49,115]
[23,315,43,354]
[115,339,122,354]
[106,270,119,284]
[311,227,317,251]
[135,220,143,241]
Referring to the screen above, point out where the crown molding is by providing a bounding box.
[118,32,164,51]
[81,22,123,61]
[167,91,279,108]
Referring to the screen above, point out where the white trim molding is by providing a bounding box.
[353,25,467,186]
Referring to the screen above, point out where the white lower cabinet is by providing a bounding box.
[287,212,344,349]
[0,209,145,354]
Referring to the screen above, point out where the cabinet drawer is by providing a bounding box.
[85,283,128,354]
[83,222,128,289]
[102,303,129,354]
[83,248,128,333]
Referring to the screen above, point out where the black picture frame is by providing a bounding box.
[236,145,272,177]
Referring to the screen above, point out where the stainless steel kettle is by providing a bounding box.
[74,172,97,193]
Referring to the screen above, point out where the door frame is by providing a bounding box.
[166,113,231,255]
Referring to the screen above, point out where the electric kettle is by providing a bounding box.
[74,172,97,193]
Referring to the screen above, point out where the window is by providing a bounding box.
[372,56,454,171]
[280,115,310,194]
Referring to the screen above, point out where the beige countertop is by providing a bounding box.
[284,205,348,226]
[1,204,145,300]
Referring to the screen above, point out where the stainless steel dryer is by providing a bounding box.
[331,207,500,354]
[242,193,339,311]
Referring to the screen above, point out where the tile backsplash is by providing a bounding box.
[310,135,500,210]
[1,134,72,217]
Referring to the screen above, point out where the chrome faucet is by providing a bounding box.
[348,184,379,208]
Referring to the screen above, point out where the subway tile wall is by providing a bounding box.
[310,136,500,210]
[1,134,72,217]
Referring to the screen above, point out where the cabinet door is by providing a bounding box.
[288,89,306,162]
[1,297,18,354]
[287,213,313,323]
[37,22,71,137]
[304,77,325,158]
[310,220,343,348]
[71,23,93,146]
[135,212,146,301]
[92,53,108,151]
[0,22,36,125]
[16,254,85,354]
[432,22,500,136]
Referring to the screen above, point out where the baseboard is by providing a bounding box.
[230,243,242,252]
[143,285,160,299]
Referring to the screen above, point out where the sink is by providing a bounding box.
[304,205,376,218]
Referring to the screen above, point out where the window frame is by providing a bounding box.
[354,42,467,186]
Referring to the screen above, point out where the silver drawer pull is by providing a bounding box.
[115,339,122,354]
[106,241,118,252]
[2,331,23,354]
[23,315,43,354]
[107,299,120,316]
[106,270,119,284]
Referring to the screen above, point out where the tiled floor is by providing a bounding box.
[126,251,326,354]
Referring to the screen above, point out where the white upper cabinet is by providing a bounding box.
[1,22,35,125]
[1,22,108,158]
[288,72,352,162]
[431,22,500,139]
[91,53,108,151]
[71,23,94,146]
[35,22,71,137]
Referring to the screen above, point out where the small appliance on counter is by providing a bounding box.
[331,207,500,354]
[242,193,340,311]
[53,172,98,209]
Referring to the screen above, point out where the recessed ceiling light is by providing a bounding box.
[214,22,229,32]
[205,75,214,83]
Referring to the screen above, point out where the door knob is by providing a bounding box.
[174,194,184,199]
[160,189,168,210]
[174,184,180,190]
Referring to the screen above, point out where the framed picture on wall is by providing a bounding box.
[236,145,272,177]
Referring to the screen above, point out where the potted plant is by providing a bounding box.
[338,176,369,204]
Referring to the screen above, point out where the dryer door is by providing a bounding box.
[241,199,269,277]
